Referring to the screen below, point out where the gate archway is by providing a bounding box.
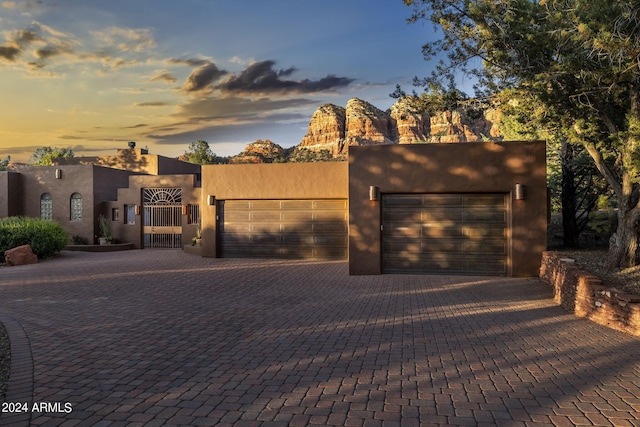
[143,188,182,248]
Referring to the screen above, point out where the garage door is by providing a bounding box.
[219,199,348,259]
[382,193,509,275]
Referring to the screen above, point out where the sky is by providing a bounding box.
[0,0,444,163]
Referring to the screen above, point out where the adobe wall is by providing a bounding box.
[0,171,22,218]
[13,165,96,244]
[55,148,200,176]
[348,141,547,276]
[200,162,349,257]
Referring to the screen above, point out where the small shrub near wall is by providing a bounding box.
[0,217,68,262]
[540,251,640,337]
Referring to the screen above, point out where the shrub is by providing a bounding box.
[0,217,68,262]
[72,235,88,245]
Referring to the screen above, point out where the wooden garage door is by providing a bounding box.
[382,193,509,275]
[219,199,348,259]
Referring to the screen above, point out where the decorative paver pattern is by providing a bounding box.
[0,250,639,426]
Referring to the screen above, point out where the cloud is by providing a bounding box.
[92,27,156,53]
[11,29,40,46]
[174,95,317,122]
[0,28,42,62]
[35,43,74,59]
[139,95,316,146]
[1,0,52,13]
[179,59,355,96]
[166,57,211,67]
[57,135,85,140]
[149,70,177,84]
[135,102,170,107]
[0,45,20,61]
[0,22,79,70]
[217,60,355,95]
[182,61,227,93]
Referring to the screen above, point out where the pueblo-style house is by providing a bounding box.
[0,141,547,276]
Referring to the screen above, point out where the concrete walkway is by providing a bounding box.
[0,250,638,426]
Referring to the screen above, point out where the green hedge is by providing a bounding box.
[0,217,68,262]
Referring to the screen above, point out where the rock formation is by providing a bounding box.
[343,98,397,149]
[388,96,430,144]
[234,96,502,162]
[229,139,286,163]
[299,104,346,156]
[298,96,501,157]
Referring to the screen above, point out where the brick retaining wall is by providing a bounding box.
[540,251,640,337]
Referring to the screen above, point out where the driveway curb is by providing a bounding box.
[0,313,33,427]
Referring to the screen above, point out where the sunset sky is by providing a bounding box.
[0,0,445,162]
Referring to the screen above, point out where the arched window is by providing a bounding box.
[40,193,52,220]
[70,193,82,221]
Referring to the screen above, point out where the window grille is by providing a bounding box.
[125,205,136,224]
[187,204,200,225]
[40,193,52,220]
[70,193,82,221]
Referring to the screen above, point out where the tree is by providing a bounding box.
[178,140,226,164]
[499,89,612,248]
[30,147,74,166]
[0,156,10,171]
[404,0,640,268]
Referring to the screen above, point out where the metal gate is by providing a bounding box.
[143,188,183,248]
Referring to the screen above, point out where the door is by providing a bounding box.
[143,188,183,248]
[382,193,509,275]
[219,199,348,259]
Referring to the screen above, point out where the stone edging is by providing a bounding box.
[65,243,135,252]
[0,313,33,426]
[540,251,640,337]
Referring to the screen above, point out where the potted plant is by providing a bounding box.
[98,214,112,245]
[192,221,202,246]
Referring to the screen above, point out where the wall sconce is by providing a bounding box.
[134,205,141,215]
[55,169,62,179]
[182,205,188,215]
[515,183,526,200]
[207,195,216,206]
[369,186,379,202]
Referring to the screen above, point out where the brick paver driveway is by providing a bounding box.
[0,250,638,426]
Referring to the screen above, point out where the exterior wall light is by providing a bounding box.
[55,169,62,179]
[369,186,379,202]
[207,195,216,206]
[134,205,141,215]
[182,205,188,215]
[515,183,526,200]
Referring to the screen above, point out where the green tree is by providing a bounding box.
[286,147,344,163]
[30,147,74,166]
[404,0,640,267]
[0,156,10,171]
[499,89,612,248]
[178,140,225,164]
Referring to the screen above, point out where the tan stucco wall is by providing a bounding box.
[200,162,349,257]
[9,165,135,244]
[348,141,547,277]
[106,174,201,248]
[13,165,97,243]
